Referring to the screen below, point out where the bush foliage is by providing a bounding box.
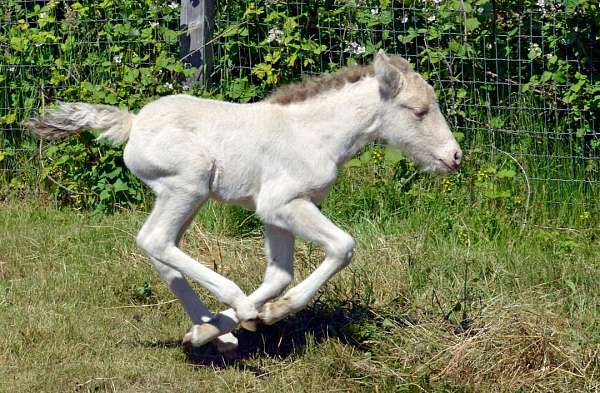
[0,0,598,221]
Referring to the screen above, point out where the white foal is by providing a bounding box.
[28,50,461,355]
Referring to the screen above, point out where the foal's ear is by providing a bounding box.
[374,49,404,100]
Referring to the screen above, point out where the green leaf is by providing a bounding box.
[528,47,541,60]
[99,188,112,201]
[123,68,139,83]
[485,189,511,199]
[113,179,129,192]
[381,318,396,329]
[345,158,362,168]
[0,113,17,125]
[452,132,465,143]
[449,40,463,55]
[565,0,578,12]
[384,147,405,163]
[490,117,505,129]
[496,169,516,178]
[465,18,480,31]
[541,71,553,83]
[576,128,587,138]
[357,149,374,163]
[552,71,566,83]
[105,167,122,179]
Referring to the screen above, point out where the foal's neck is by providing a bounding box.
[281,77,382,166]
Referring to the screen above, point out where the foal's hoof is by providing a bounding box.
[258,300,292,325]
[183,325,239,355]
[234,302,259,322]
[182,323,221,348]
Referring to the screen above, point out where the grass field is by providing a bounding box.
[1,191,599,393]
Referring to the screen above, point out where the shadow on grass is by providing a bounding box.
[140,299,410,370]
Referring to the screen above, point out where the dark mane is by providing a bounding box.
[268,56,412,105]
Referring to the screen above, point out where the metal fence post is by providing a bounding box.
[180,0,215,87]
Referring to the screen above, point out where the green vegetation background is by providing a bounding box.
[0,0,598,225]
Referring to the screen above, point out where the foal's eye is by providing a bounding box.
[413,107,429,119]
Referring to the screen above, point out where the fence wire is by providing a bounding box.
[209,0,598,209]
[1,0,182,185]
[1,0,598,222]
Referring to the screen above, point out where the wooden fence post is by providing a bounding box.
[180,0,215,87]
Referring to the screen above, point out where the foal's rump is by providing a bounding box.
[26,94,277,202]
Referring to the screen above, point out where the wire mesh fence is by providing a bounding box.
[1,0,598,223]
[0,0,183,186]
[209,0,598,209]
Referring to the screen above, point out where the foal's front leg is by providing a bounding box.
[185,225,295,346]
[149,257,239,354]
[259,199,355,324]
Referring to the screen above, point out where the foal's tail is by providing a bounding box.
[25,102,135,145]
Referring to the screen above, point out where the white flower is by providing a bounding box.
[9,66,15,72]
[427,15,436,22]
[432,0,442,4]
[401,15,409,23]
[113,55,122,64]
[536,0,546,14]
[267,27,284,43]
[371,8,379,15]
[39,12,47,18]
[168,2,178,10]
[150,21,159,28]
[344,42,366,55]
[477,7,484,13]
[545,53,552,59]
[164,82,174,90]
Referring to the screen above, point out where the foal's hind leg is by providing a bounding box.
[141,196,239,353]
[149,257,239,354]
[136,187,258,326]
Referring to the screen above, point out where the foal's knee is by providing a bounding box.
[136,229,171,261]
[149,257,182,283]
[327,233,355,268]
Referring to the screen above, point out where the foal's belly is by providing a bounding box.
[208,162,259,210]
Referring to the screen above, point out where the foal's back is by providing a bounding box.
[123,94,311,207]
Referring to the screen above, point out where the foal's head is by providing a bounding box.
[373,50,462,174]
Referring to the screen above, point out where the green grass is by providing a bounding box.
[1,191,599,392]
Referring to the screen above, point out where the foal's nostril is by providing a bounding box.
[454,150,463,162]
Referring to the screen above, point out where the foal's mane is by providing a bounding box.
[268,56,412,105]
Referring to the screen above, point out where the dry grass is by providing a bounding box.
[1,201,599,392]
[387,301,599,392]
